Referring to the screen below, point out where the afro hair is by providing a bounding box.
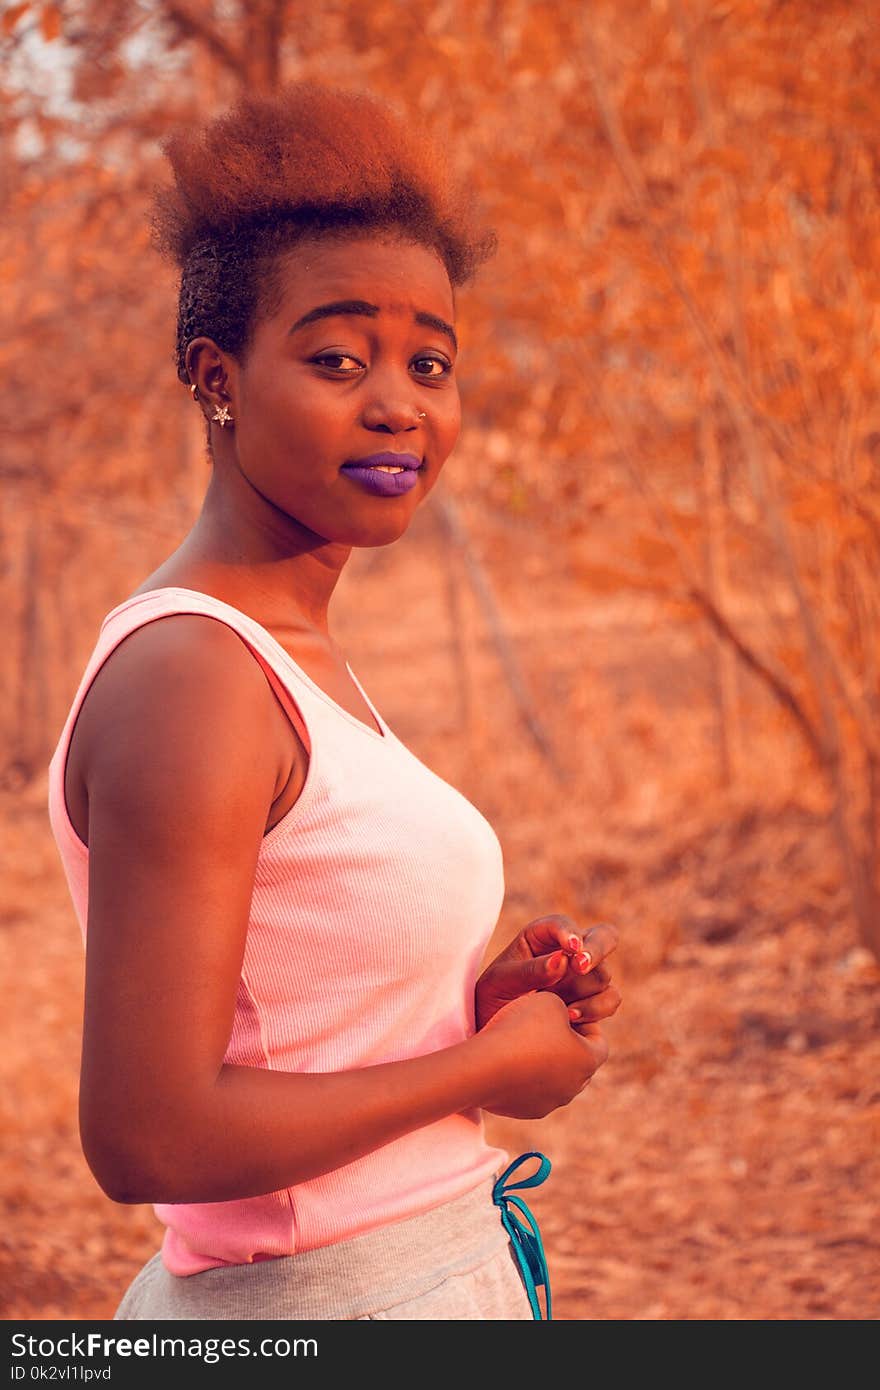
[151,82,497,383]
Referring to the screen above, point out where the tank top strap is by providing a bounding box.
[97,587,329,752]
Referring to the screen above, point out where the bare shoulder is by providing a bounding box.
[80,617,290,861]
[80,613,288,831]
[79,614,285,1009]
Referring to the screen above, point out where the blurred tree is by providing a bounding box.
[2,0,877,953]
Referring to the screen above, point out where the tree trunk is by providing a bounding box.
[699,406,740,788]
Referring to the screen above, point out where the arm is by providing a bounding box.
[78,617,603,1205]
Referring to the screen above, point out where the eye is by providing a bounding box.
[311,353,365,374]
[411,355,452,379]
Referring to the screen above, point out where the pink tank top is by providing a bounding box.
[47,588,508,1275]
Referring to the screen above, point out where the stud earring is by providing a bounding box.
[189,383,200,401]
[211,402,234,427]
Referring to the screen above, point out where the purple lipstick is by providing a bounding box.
[340,452,422,498]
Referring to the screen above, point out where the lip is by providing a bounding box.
[340,464,421,498]
[341,452,423,471]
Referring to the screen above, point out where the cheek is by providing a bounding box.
[246,379,341,446]
[437,393,462,448]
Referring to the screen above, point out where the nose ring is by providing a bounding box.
[417,412,426,420]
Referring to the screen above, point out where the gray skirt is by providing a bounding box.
[114,1179,534,1321]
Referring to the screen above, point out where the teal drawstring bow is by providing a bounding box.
[492,1151,552,1321]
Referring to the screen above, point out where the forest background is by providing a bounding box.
[1,0,878,1320]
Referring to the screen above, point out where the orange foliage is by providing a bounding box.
[2,0,878,1321]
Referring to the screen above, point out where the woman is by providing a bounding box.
[47,82,620,1321]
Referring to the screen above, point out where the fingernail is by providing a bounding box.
[547,950,566,973]
[567,935,580,952]
[574,951,592,974]
[568,1006,581,1021]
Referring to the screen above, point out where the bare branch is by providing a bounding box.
[429,487,571,782]
[161,1,245,79]
[583,371,827,766]
[581,24,880,546]
[685,584,825,765]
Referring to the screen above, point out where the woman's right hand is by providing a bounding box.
[476,990,609,1119]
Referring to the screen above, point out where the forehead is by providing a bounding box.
[270,233,455,322]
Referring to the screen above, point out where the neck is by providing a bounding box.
[176,475,352,637]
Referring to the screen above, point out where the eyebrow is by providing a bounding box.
[289,299,458,351]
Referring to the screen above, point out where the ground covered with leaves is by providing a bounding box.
[4,516,880,1322]
[3,774,877,1322]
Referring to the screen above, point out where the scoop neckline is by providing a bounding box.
[106,587,388,742]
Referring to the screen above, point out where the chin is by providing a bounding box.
[344,516,414,548]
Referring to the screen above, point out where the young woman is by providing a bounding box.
[47,82,620,1321]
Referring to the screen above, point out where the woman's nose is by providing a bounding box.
[360,396,423,434]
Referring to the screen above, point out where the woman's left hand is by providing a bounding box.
[475,914,621,1035]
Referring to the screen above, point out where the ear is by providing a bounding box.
[185,338,238,420]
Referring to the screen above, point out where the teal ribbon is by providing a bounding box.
[492,1151,552,1320]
